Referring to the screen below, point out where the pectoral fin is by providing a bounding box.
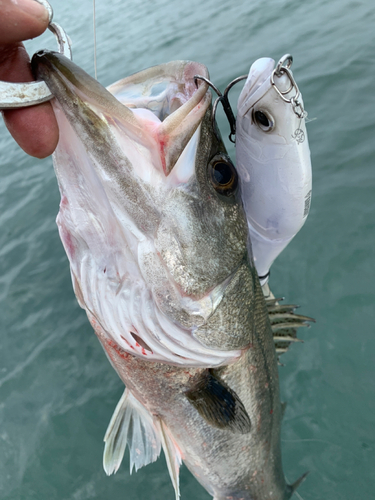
[186,370,251,434]
[103,388,161,475]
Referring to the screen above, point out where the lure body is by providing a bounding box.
[236,58,312,283]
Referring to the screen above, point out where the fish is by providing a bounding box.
[32,50,307,499]
[236,57,312,287]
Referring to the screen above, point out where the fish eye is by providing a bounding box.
[252,109,275,132]
[209,155,238,196]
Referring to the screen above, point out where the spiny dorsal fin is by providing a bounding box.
[157,420,182,500]
[186,369,251,434]
[263,284,315,357]
[103,388,161,475]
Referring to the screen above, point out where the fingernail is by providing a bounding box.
[11,0,53,23]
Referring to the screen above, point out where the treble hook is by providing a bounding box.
[194,73,247,143]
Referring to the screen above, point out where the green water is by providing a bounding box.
[1,0,374,498]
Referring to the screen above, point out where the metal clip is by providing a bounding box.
[270,54,305,119]
[0,1,72,110]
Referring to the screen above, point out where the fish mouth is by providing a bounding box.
[31,51,211,176]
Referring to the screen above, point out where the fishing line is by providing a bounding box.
[93,0,97,79]
[294,490,306,500]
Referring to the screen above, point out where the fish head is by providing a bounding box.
[32,52,254,366]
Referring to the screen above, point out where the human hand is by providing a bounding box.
[0,0,59,158]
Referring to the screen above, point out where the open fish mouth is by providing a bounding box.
[31,51,250,367]
[33,51,211,177]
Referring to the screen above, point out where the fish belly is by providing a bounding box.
[92,281,289,500]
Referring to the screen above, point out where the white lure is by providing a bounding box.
[236,56,312,285]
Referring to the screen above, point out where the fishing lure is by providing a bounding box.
[197,55,312,287]
[236,55,312,285]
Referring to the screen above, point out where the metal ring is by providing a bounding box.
[48,22,72,61]
[280,66,300,101]
[271,66,300,104]
[271,69,294,96]
[0,20,72,109]
[270,71,293,100]
[274,54,293,77]
[34,0,54,23]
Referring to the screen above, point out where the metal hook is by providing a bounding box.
[222,75,247,142]
[194,75,224,143]
[194,75,221,98]
[194,73,247,144]
[0,0,72,110]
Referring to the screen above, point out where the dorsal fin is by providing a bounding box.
[103,388,161,475]
[263,283,315,357]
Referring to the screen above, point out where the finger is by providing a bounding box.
[1,44,59,158]
[0,0,50,45]
[4,101,59,158]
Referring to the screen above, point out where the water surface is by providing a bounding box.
[1,0,374,498]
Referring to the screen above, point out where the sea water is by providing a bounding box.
[1,0,374,498]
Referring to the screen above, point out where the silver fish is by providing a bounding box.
[32,50,306,500]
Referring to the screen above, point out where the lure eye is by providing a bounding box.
[252,109,275,132]
[209,155,238,196]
